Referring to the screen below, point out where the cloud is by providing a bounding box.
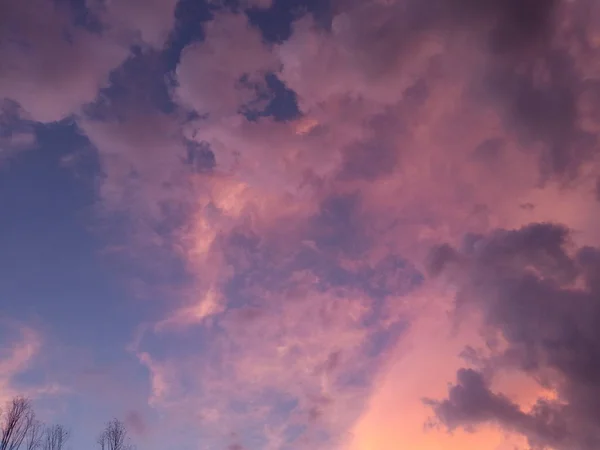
[245,0,274,8]
[427,369,534,431]
[0,322,42,404]
[155,287,223,331]
[121,2,600,447]
[282,0,599,178]
[0,101,36,160]
[427,369,568,448]
[80,109,189,220]
[0,0,129,123]
[345,289,533,450]
[427,223,600,449]
[91,0,180,49]
[133,276,409,450]
[209,0,274,9]
[0,0,183,124]
[4,0,599,449]
[174,12,278,117]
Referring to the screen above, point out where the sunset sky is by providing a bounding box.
[1,0,600,449]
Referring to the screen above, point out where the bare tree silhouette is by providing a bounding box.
[23,420,43,450]
[42,425,69,450]
[97,419,134,450]
[2,397,138,450]
[0,397,36,450]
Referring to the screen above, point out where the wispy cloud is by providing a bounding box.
[0,321,43,403]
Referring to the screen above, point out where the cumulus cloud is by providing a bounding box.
[92,0,180,48]
[175,12,278,117]
[81,110,189,219]
[283,0,600,178]
[0,0,182,124]
[0,0,129,123]
[209,0,274,9]
[426,223,600,449]
[427,368,570,448]
[4,0,600,449]
[120,1,600,447]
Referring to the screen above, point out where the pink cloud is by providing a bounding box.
[11,0,596,448]
[133,277,406,449]
[80,111,189,219]
[124,2,599,445]
[175,12,278,117]
[0,0,183,124]
[92,0,180,49]
[0,0,129,123]
[0,321,44,404]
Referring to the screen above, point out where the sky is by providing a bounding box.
[1,0,600,449]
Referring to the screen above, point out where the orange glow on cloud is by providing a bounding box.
[346,292,534,450]
[130,3,600,445]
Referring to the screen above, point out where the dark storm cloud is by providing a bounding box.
[485,48,593,178]
[332,0,558,66]
[426,368,530,430]
[426,222,600,449]
[453,0,594,179]
[426,369,570,448]
[332,0,596,178]
[445,0,557,48]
